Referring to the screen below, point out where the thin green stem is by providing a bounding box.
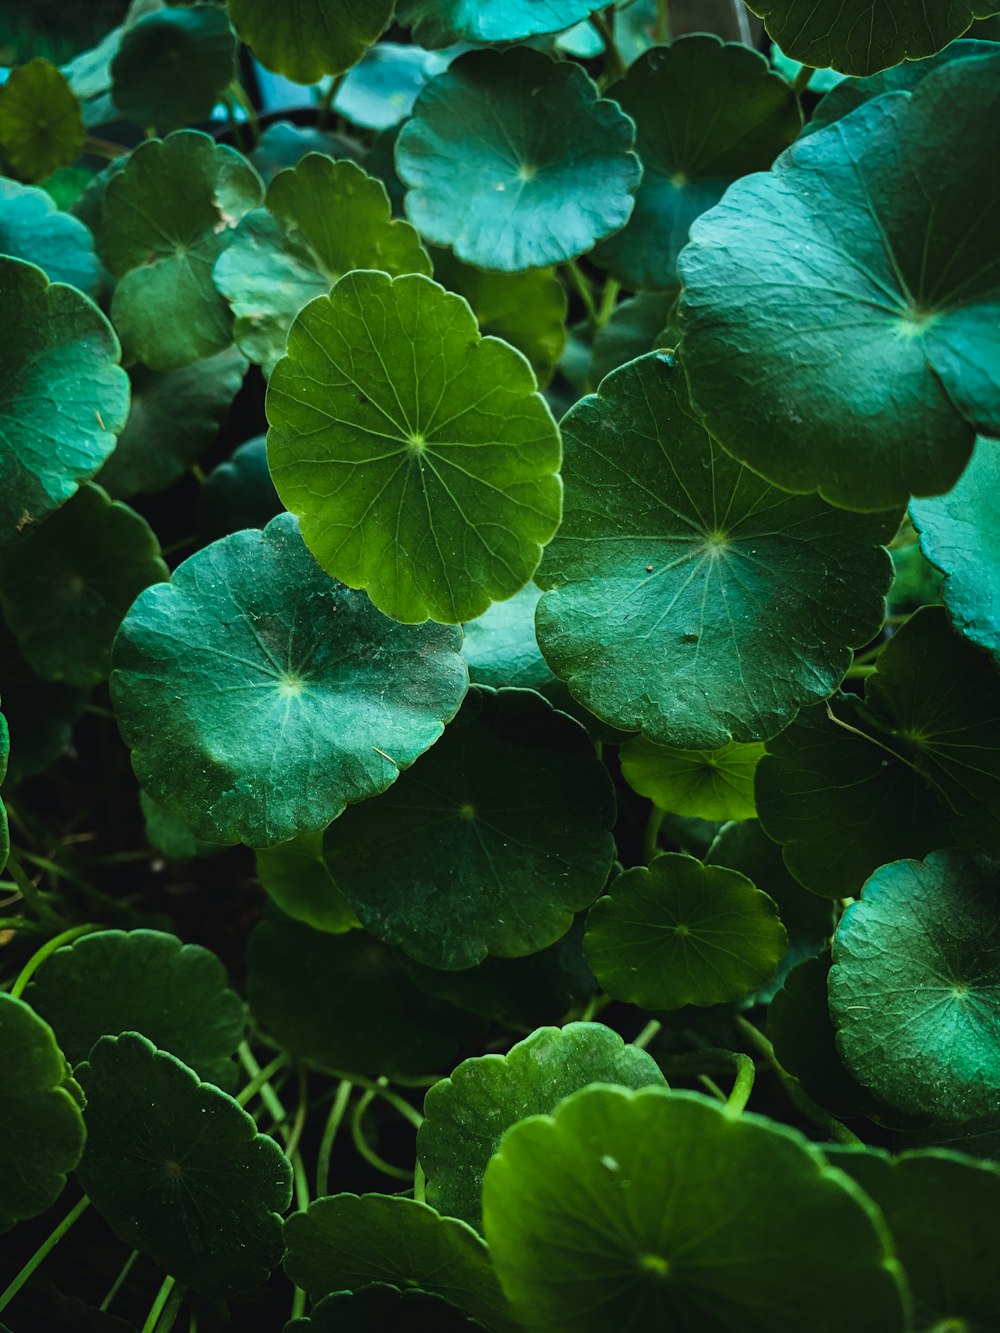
[10,922,98,998]
[0,1195,91,1316]
[288,1156,310,1322]
[284,1067,309,1160]
[632,1019,662,1051]
[735,1016,863,1145]
[655,0,672,42]
[154,1284,185,1333]
[844,664,877,679]
[316,73,346,129]
[236,1052,290,1108]
[643,806,665,864]
[414,1159,426,1205]
[730,0,753,44]
[331,1071,424,1131]
[564,259,598,327]
[18,850,100,897]
[698,1074,727,1102]
[726,1052,755,1114]
[222,94,248,153]
[99,1249,139,1312]
[595,276,621,330]
[4,849,65,926]
[227,80,261,145]
[791,64,814,95]
[238,1042,288,1130]
[84,135,126,159]
[591,8,626,82]
[0,916,48,935]
[391,1073,443,1089]
[660,1048,754,1112]
[316,1080,353,1198]
[350,1091,413,1181]
[141,1275,176,1333]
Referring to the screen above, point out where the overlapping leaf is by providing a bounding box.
[198,437,282,539]
[398,0,601,46]
[620,735,764,821]
[255,831,358,933]
[228,0,394,84]
[0,60,84,179]
[0,178,100,296]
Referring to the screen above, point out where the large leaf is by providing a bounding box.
[911,437,1000,667]
[482,1085,908,1332]
[227,0,394,84]
[214,155,431,373]
[0,256,129,543]
[594,37,799,291]
[266,270,562,623]
[110,512,468,846]
[397,47,640,271]
[0,177,100,297]
[584,853,786,1009]
[756,606,1000,898]
[747,0,997,75]
[283,1194,518,1332]
[325,686,616,969]
[679,54,1000,511]
[0,60,84,180]
[535,352,895,747]
[101,130,263,371]
[76,1033,292,1299]
[0,993,86,1233]
[0,484,167,686]
[26,929,245,1089]
[398,0,601,45]
[829,849,1000,1122]
[418,1023,665,1231]
[247,911,480,1077]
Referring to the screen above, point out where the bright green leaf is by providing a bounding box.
[76,1032,292,1299]
[535,352,895,747]
[325,686,616,970]
[214,155,431,374]
[620,735,764,821]
[0,256,130,543]
[584,852,786,1010]
[266,269,562,624]
[0,60,84,181]
[830,848,1000,1122]
[397,47,640,271]
[26,928,245,1088]
[255,831,358,933]
[418,1022,665,1231]
[0,176,100,297]
[679,53,1000,511]
[482,1085,907,1332]
[111,512,467,846]
[227,0,394,84]
[101,130,263,371]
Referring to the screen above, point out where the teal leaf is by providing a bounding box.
[398,0,602,46]
[679,53,1000,511]
[397,48,641,271]
[535,352,896,747]
[589,289,678,386]
[101,130,263,371]
[594,37,800,290]
[829,849,1000,1122]
[110,512,468,847]
[333,41,456,131]
[25,928,245,1089]
[0,993,86,1233]
[0,484,168,686]
[76,1033,292,1299]
[227,0,394,84]
[0,708,7,874]
[482,1085,908,1332]
[584,852,786,1009]
[198,437,282,541]
[266,270,562,624]
[250,122,363,185]
[0,256,129,543]
[0,177,100,297]
[418,1022,665,1231]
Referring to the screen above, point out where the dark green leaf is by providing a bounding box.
[140,790,225,862]
[0,616,88,783]
[0,60,84,180]
[198,437,282,540]
[285,1284,485,1331]
[589,290,678,386]
[228,0,394,84]
[250,122,363,185]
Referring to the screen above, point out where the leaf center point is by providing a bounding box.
[277,674,306,699]
[638,1252,671,1278]
[458,802,477,822]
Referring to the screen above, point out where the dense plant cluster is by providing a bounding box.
[0,1,998,1330]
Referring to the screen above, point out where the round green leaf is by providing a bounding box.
[140,790,225,862]
[747,0,995,75]
[584,852,787,1010]
[251,122,363,185]
[432,249,567,388]
[111,512,467,847]
[911,437,1000,667]
[286,1285,485,1331]
[0,616,88,784]
[26,928,245,1089]
[325,686,616,970]
[0,177,100,296]
[679,54,1000,511]
[756,606,1000,898]
[266,270,562,624]
[0,993,86,1233]
[535,352,895,747]
[418,1022,665,1231]
[0,60,84,180]
[826,1146,1000,1333]
[255,830,358,933]
[620,735,764,821]
[594,37,799,291]
[398,0,600,45]
[97,348,247,498]
[333,42,454,131]
[482,1085,907,1333]
[0,484,167,686]
[228,0,394,84]
[0,256,130,543]
[111,4,237,134]
[283,1194,518,1333]
[247,911,480,1077]
[830,848,1000,1122]
[101,130,263,371]
[214,155,431,374]
[198,437,282,540]
[76,1032,292,1299]
[397,48,641,271]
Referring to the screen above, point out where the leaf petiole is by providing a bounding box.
[0,1194,91,1316]
[10,921,99,998]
